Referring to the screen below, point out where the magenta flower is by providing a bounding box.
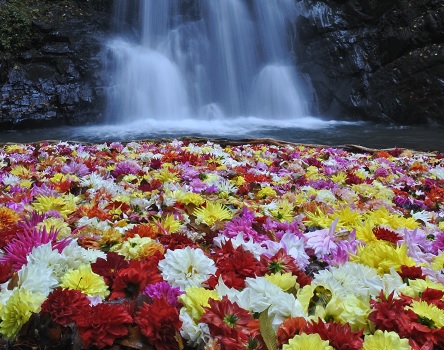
[143,281,184,308]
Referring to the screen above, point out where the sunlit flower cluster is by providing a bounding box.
[0,140,443,349]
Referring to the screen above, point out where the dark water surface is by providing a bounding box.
[0,119,443,152]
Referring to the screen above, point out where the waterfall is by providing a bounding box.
[105,0,307,124]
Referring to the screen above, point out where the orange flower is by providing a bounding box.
[276,317,307,346]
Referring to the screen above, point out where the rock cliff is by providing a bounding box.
[294,0,444,124]
[0,0,112,129]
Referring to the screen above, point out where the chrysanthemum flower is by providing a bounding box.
[351,241,416,274]
[179,286,220,322]
[159,247,216,290]
[264,272,297,291]
[111,234,164,260]
[406,300,444,328]
[362,330,411,350]
[283,333,334,350]
[32,194,77,219]
[60,264,109,299]
[193,201,233,226]
[0,288,46,338]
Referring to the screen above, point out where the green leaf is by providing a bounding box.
[259,308,277,350]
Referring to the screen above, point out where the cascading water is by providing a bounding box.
[105,0,308,126]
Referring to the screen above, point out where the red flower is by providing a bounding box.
[158,233,198,250]
[368,291,412,338]
[135,297,182,350]
[41,288,91,326]
[276,317,307,346]
[74,303,133,349]
[206,241,266,289]
[110,255,163,300]
[304,319,364,350]
[261,248,312,287]
[0,261,13,284]
[200,296,253,350]
[373,227,402,244]
[91,252,130,286]
[398,265,425,281]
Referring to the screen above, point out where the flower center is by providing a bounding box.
[223,313,239,327]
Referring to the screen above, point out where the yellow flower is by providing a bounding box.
[362,330,411,350]
[32,194,77,219]
[111,234,164,260]
[331,172,347,184]
[406,300,444,328]
[257,186,277,199]
[193,201,233,226]
[333,294,371,332]
[355,222,377,244]
[431,253,444,271]
[154,164,179,183]
[232,175,246,186]
[172,190,205,206]
[364,207,419,230]
[350,242,416,274]
[0,288,46,339]
[153,214,182,234]
[270,199,295,222]
[10,165,29,178]
[332,206,362,230]
[60,264,109,299]
[304,208,332,229]
[401,277,444,298]
[37,217,72,238]
[283,333,333,350]
[264,272,297,291]
[179,287,220,322]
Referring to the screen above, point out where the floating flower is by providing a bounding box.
[111,234,165,260]
[135,297,182,350]
[0,288,45,338]
[283,333,333,350]
[75,302,133,349]
[362,330,411,350]
[193,201,233,226]
[60,264,109,299]
[159,247,216,290]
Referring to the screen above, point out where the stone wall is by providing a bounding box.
[294,0,444,124]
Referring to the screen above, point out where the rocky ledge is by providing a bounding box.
[0,0,112,129]
[294,0,444,124]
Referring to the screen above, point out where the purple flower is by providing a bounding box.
[143,282,184,308]
[112,161,141,178]
[61,161,90,176]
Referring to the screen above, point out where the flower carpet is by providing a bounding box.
[0,138,444,349]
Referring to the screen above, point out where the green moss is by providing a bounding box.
[0,0,35,53]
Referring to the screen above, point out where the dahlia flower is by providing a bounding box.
[362,330,411,350]
[283,333,333,350]
[60,264,109,299]
[159,247,216,290]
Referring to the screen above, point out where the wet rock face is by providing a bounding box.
[0,0,112,129]
[294,0,444,124]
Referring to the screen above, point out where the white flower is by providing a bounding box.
[313,262,383,299]
[158,247,216,290]
[266,232,309,269]
[18,261,58,297]
[213,233,267,260]
[60,240,106,270]
[430,166,444,180]
[239,277,306,330]
[179,308,211,349]
[26,243,66,280]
